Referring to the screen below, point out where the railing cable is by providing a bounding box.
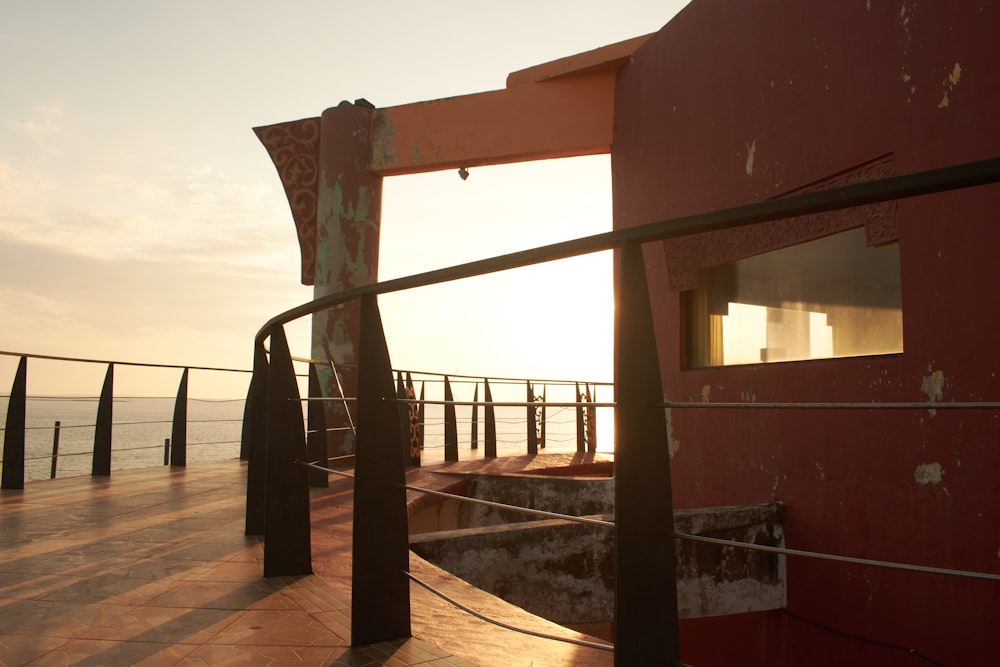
[673,532,1000,582]
[405,571,614,652]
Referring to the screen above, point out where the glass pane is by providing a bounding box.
[685,227,902,367]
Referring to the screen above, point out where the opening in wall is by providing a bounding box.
[684,227,903,368]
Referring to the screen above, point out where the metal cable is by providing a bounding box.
[673,531,1000,582]
[405,571,614,652]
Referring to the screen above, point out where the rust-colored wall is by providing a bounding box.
[612,2,1000,665]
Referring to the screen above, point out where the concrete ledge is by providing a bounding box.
[411,495,785,624]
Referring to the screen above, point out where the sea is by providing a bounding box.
[1,394,613,484]
[1,396,246,483]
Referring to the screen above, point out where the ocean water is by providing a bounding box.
[1,396,246,483]
[1,392,613,483]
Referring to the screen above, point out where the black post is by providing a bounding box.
[244,340,269,536]
[576,383,586,453]
[470,383,479,450]
[614,242,680,666]
[163,438,170,466]
[586,383,597,452]
[307,363,329,487]
[443,376,458,462]
[92,364,113,477]
[417,380,426,456]
[51,421,61,479]
[1,356,27,490]
[526,381,538,455]
[396,371,414,467]
[540,384,546,449]
[484,378,497,458]
[352,293,410,645]
[170,368,188,468]
[262,324,312,577]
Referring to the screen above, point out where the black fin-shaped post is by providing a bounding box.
[1,356,27,490]
[470,382,479,450]
[170,368,188,468]
[307,362,329,487]
[540,384,547,449]
[417,380,426,456]
[92,364,114,477]
[396,371,413,467]
[244,340,269,535]
[484,378,497,458]
[526,381,538,455]
[443,376,458,462]
[576,382,586,453]
[263,324,311,576]
[614,242,680,665]
[352,293,410,645]
[587,383,597,452]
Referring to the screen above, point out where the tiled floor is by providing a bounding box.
[0,462,471,666]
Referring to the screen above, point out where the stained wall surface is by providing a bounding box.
[611,2,1000,665]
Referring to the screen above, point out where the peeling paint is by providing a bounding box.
[665,406,681,459]
[701,384,712,402]
[938,62,962,108]
[914,462,944,485]
[745,140,756,176]
[921,369,944,416]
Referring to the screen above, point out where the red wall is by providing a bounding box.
[612,2,1000,665]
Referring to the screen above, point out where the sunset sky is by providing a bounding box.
[0,0,688,399]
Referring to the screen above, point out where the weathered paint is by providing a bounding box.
[411,496,785,625]
[613,1,1000,664]
[312,103,383,457]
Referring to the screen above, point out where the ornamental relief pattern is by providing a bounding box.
[253,117,321,285]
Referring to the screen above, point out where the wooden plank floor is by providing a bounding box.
[0,461,469,666]
[1,455,616,666]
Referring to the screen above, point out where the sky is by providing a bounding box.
[0,0,689,400]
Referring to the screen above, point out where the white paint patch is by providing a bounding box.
[701,384,712,402]
[914,462,944,485]
[745,140,756,176]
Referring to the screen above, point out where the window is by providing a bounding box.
[684,227,902,368]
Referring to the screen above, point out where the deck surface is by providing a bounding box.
[0,455,615,666]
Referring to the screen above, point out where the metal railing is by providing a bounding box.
[246,156,1000,666]
[0,351,250,488]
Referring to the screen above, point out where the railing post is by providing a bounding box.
[170,368,188,468]
[92,363,113,477]
[614,242,681,666]
[443,376,458,462]
[417,380,426,457]
[262,324,311,576]
[352,293,410,645]
[307,362,329,487]
[470,383,479,450]
[163,438,170,466]
[1,356,27,490]
[484,378,497,458]
[527,381,538,455]
[540,384,546,450]
[244,341,269,536]
[576,383,586,453]
[51,421,61,479]
[586,383,598,452]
